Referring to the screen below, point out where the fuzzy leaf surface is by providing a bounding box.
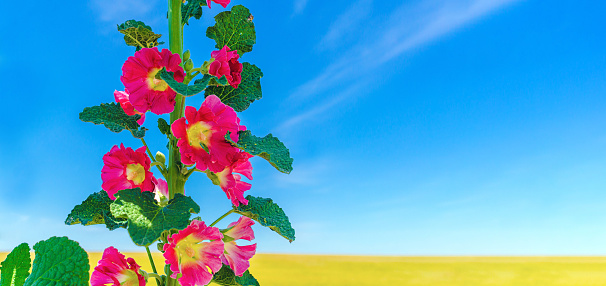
[226,130,293,174]
[23,237,89,286]
[206,5,256,56]
[0,243,31,286]
[159,68,227,97]
[118,20,163,50]
[205,63,263,112]
[182,0,207,25]
[110,188,201,246]
[79,102,146,138]
[234,195,295,242]
[212,265,260,286]
[65,190,127,231]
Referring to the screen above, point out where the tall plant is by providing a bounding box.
[0,1,295,285]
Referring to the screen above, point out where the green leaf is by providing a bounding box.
[182,0,207,25]
[118,20,163,50]
[234,195,295,242]
[0,243,31,286]
[158,118,171,136]
[65,190,127,231]
[206,5,256,56]
[212,265,260,286]
[23,237,89,286]
[159,68,228,97]
[226,130,293,174]
[205,63,263,112]
[110,188,201,246]
[79,102,147,138]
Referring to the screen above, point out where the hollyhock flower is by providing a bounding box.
[101,144,155,200]
[207,0,230,9]
[90,246,146,286]
[210,151,253,206]
[153,177,169,203]
[163,220,224,286]
[121,47,185,115]
[171,95,244,172]
[221,216,257,276]
[208,45,243,89]
[114,89,145,125]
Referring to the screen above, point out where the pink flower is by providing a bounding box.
[101,144,155,200]
[221,216,257,276]
[213,152,253,206]
[209,45,243,89]
[114,89,145,125]
[121,47,185,115]
[153,177,169,203]
[90,246,146,286]
[171,95,244,173]
[207,0,230,9]
[163,220,224,286]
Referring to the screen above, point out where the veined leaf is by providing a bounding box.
[79,102,147,138]
[65,190,127,231]
[118,20,163,51]
[206,5,256,56]
[0,243,31,286]
[159,68,228,97]
[205,63,263,112]
[158,118,171,136]
[182,0,207,25]
[234,195,295,242]
[212,265,260,286]
[23,237,89,286]
[110,188,201,246]
[226,130,293,174]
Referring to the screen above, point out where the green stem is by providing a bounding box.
[141,138,156,162]
[210,209,235,227]
[145,246,163,286]
[167,1,183,285]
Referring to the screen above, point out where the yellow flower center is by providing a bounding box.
[126,163,146,185]
[175,235,204,266]
[117,269,140,286]
[186,122,213,150]
[147,68,169,91]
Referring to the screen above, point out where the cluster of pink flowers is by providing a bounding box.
[91,217,256,286]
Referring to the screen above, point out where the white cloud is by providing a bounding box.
[90,0,158,24]
[293,0,309,15]
[317,0,372,50]
[283,0,520,129]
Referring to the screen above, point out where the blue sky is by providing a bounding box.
[1,0,606,255]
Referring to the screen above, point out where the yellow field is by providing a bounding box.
[4,253,606,285]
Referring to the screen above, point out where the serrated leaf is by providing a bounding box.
[182,0,207,25]
[65,190,127,231]
[23,237,89,286]
[158,118,171,136]
[118,20,163,50]
[206,5,256,56]
[234,195,295,242]
[159,68,228,97]
[79,102,147,138]
[212,265,260,286]
[0,243,31,286]
[226,130,293,174]
[205,63,263,112]
[110,188,201,246]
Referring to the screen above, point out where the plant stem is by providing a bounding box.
[210,210,235,227]
[142,138,167,175]
[145,246,163,286]
[167,1,183,285]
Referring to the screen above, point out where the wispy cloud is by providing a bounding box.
[317,0,373,50]
[90,0,159,28]
[280,0,520,131]
[293,0,309,15]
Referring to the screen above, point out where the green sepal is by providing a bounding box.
[158,118,171,136]
[159,68,228,97]
[79,102,147,138]
[110,188,201,246]
[23,237,89,286]
[0,243,31,286]
[182,0,207,26]
[65,190,127,231]
[212,265,260,286]
[234,195,295,242]
[226,131,293,174]
[118,20,163,51]
[205,63,263,112]
[206,5,256,56]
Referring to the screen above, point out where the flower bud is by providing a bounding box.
[183,50,191,61]
[155,151,166,165]
[184,59,194,72]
